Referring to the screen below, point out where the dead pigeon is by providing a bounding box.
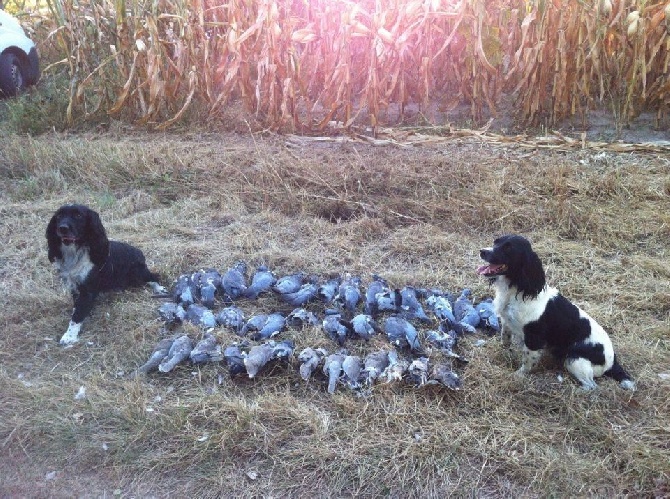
[399,286,431,323]
[342,355,363,389]
[318,277,341,303]
[425,292,457,324]
[158,335,194,373]
[216,306,246,335]
[426,327,466,361]
[190,333,223,363]
[362,350,390,385]
[322,313,353,346]
[323,350,347,394]
[192,268,222,308]
[453,289,480,334]
[271,339,295,361]
[408,357,430,387]
[244,264,277,299]
[273,272,305,295]
[286,308,320,328]
[364,274,390,316]
[351,314,381,341]
[137,337,175,374]
[221,261,248,300]
[375,288,401,313]
[429,362,462,390]
[158,302,186,324]
[250,313,286,341]
[172,274,196,306]
[476,298,500,333]
[298,347,327,380]
[384,316,422,352]
[185,304,217,328]
[281,282,319,307]
[241,314,268,337]
[223,343,247,376]
[243,342,275,378]
[382,349,409,382]
[336,274,362,313]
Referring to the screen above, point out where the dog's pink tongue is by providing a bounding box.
[477,264,491,275]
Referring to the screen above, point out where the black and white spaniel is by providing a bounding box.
[478,234,635,390]
[46,204,166,345]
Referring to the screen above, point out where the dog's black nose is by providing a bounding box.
[480,248,491,259]
[57,223,71,235]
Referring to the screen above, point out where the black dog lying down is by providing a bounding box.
[46,204,166,345]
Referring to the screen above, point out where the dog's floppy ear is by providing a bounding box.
[518,247,546,299]
[84,209,110,266]
[46,212,62,263]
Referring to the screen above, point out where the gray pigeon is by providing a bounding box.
[221,261,248,301]
[185,304,217,328]
[364,274,389,316]
[399,286,431,323]
[271,339,295,361]
[362,350,390,385]
[323,351,347,394]
[429,362,462,390]
[137,337,175,374]
[158,302,186,324]
[453,289,480,334]
[244,264,277,299]
[286,308,320,328]
[158,335,194,373]
[172,274,196,306]
[342,355,363,389]
[407,357,430,387]
[426,327,465,361]
[192,268,222,308]
[223,343,247,376]
[298,347,327,380]
[476,298,500,333]
[241,314,268,337]
[281,283,319,307]
[243,342,275,378]
[190,333,223,363]
[336,274,362,313]
[318,277,341,303]
[216,306,246,335]
[322,313,352,346]
[250,313,286,341]
[382,349,409,382]
[425,293,457,324]
[375,289,401,313]
[273,272,305,295]
[384,316,422,352]
[351,314,381,341]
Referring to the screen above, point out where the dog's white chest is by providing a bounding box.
[54,244,94,293]
[493,280,557,337]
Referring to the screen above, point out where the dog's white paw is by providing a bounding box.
[620,379,636,391]
[513,367,526,379]
[59,322,81,346]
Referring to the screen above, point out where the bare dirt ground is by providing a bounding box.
[0,128,669,497]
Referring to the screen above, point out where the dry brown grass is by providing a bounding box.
[0,129,669,497]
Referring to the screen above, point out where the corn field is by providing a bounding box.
[40,0,670,130]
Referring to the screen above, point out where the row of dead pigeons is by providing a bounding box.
[136,334,461,393]
[142,262,500,393]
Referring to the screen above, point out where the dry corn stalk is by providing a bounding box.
[42,0,669,130]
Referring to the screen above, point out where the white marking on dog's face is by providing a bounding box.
[60,321,82,345]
